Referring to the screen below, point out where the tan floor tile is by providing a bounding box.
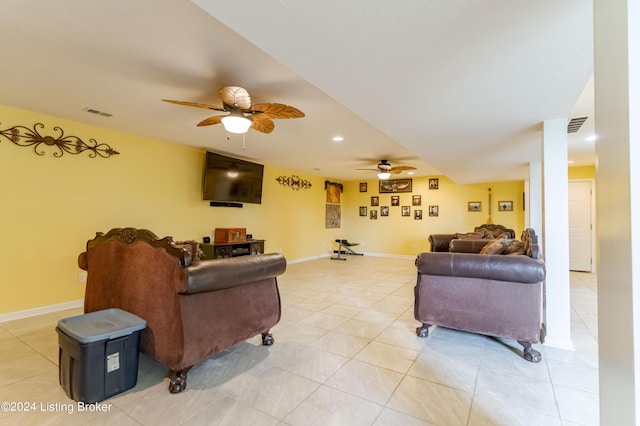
[387,375,472,426]
[284,385,383,426]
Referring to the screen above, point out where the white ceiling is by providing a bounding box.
[0,0,594,183]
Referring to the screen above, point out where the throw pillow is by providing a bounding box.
[175,240,204,262]
[504,240,526,255]
[479,239,506,254]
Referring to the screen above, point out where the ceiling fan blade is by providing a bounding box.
[196,115,225,127]
[219,86,252,110]
[389,169,403,174]
[355,168,379,171]
[250,103,305,119]
[250,117,275,133]
[162,99,225,112]
[390,166,417,171]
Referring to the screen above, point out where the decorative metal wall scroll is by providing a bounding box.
[275,175,312,190]
[0,122,119,158]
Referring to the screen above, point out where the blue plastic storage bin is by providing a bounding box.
[57,308,146,403]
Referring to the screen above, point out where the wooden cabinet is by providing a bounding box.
[201,240,265,259]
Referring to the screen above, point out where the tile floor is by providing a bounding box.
[0,256,599,425]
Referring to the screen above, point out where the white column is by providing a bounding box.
[541,119,573,350]
[528,160,542,233]
[594,1,640,423]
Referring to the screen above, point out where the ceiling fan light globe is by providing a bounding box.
[377,172,391,180]
[221,115,252,134]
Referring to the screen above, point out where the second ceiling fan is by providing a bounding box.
[356,159,416,179]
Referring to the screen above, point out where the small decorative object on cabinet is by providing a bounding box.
[214,228,247,243]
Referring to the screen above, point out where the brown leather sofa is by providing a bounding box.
[428,223,516,252]
[415,228,545,362]
[78,227,286,393]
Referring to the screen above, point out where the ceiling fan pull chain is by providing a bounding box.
[242,133,246,150]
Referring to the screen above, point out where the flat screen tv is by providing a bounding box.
[203,152,264,204]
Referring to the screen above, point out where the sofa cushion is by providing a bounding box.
[455,229,494,239]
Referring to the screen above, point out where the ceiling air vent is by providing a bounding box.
[567,116,588,133]
[83,107,113,118]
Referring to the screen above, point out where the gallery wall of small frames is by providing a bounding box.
[359,178,441,220]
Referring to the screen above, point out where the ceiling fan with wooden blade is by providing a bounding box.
[162,86,304,134]
[356,159,416,177]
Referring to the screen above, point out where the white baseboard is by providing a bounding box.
[0,299,83,323]
[287,253,331,264]
[288,252,415,263]
[362,252,416,259]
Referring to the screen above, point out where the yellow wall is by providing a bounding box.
[0,104,337,314]
[569,165,596,179]
[0,103,527,314]
[342,177,525,254]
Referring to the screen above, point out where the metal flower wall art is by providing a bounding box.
[275,175,312,190]
[0,122,119,158]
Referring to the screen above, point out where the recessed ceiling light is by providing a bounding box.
[585,135,597,141]
[332,136,344,142]
[407,171,415,175]
[568,160,575,164]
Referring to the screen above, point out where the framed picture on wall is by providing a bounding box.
[429,178,439,190]
[468,201,482,212]
[359,206,367,216]
[429,205,439,217]
[380,206,389,216]
[414,209,423,220]
[402,206,411,216]
[359,182,368,192]
[499,201,513,211]
[370,209,378,219]
[391,196,400,206]
[371,196,379,206]
[412,195,421,206]
[379,178,412,193]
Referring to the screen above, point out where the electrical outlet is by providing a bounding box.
[78,271,87,283]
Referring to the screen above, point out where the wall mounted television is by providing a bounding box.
[203,152,264,205]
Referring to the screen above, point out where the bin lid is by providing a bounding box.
[57,308,147,343]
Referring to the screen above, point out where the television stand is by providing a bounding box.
[201,240,265,259]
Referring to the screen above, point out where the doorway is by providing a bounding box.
[568,180,595,272]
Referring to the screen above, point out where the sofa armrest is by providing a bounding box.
[428,234,456,252]
[180,253,287,294]
[448,239,490,253]
[416,252,545,284]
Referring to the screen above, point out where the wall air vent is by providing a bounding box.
[567,116,588,133]
[83,107,113,118]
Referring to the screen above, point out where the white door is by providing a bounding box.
[568,180,592,271]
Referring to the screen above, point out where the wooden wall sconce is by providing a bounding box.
[0,122,119,158]
[275,175,312,190]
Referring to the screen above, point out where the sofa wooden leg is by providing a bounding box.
[416,323,431,338]
[261,332,274,346]
[168,367,191,393]
[518,341,542,363]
